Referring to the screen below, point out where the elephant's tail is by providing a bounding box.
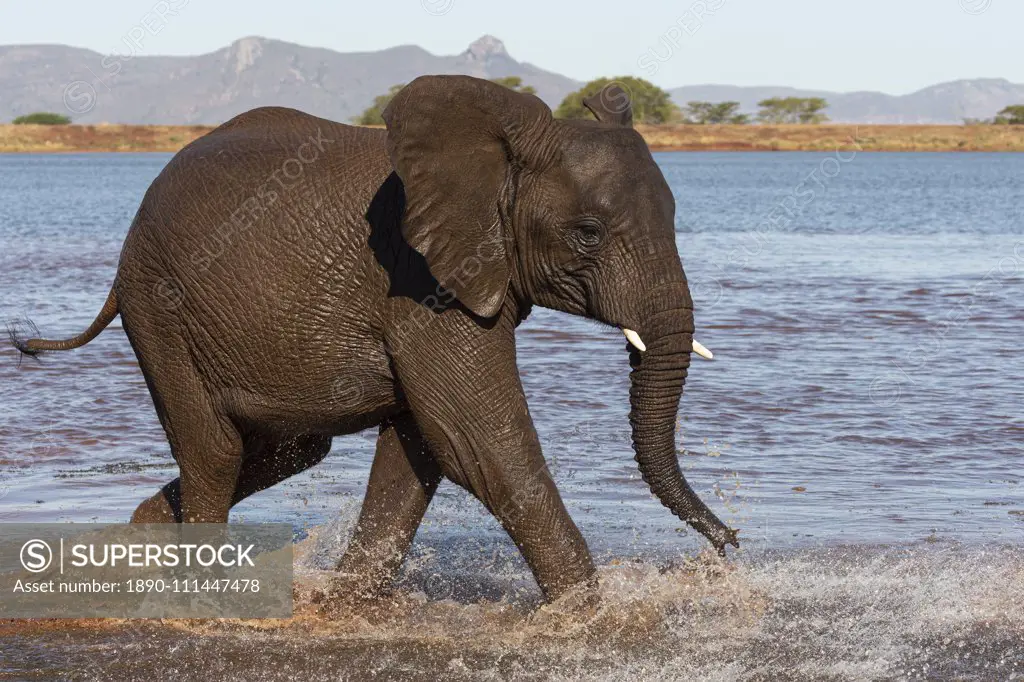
[9,289,119,358]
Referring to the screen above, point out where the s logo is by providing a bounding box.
[20,539,53,573]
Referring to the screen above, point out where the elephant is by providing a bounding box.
[12,75,737,604]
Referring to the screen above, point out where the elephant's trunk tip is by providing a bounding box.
[680,509,739,556]
[715,527,740,557]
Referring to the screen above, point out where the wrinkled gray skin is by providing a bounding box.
[14,76,737,603]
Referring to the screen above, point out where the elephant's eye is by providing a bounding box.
[571,219,605,249]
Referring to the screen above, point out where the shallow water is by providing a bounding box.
[3,543,1022,681]
[1,151,1022,679]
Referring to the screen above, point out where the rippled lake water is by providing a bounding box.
[1,151,1021,680]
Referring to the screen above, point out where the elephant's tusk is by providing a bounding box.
[623,329,713,359]
[622,328,646,352]
[692,339,714,360]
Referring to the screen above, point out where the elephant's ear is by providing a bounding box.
[583,84,634,127]
[382,75,551,318]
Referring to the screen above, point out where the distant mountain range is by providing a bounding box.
[1,35,1021,125]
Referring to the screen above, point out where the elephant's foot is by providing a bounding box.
[522,580,602,638]
[130,481,182,523]
[544,574,601,612]
[312,573,413,621]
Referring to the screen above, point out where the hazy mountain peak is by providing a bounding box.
[226,36,265,72]
[462,35,508,62]
[1,36,1019,125]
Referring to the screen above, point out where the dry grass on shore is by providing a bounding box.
[2,123,1023,153]
[637,123,1024,152]
[0,123,213,153]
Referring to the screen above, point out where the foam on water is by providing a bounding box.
[3,530,1021,680]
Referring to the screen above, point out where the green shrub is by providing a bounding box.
[12,112,72,125]
[994,105,1024,125]
[556,77,679,124]
[756,97,829,124]
[353,84,405,126]
[683,101,749,124]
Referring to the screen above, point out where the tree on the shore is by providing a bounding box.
[682,101,749,124]
[994,105,1024,125]
[756,97,829,124]
[354,77,539,125]
[353,84,406,125]
[13,112,71,125]
[555,77,679,124]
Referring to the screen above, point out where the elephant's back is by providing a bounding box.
[114,106,394,394]
[178,106,387,166]
[144,106,389,214]
[120,105,391,273]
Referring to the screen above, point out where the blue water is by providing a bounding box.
[1,152,1022,680]
[2,151,1020,546]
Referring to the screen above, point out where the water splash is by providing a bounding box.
[4,540,1020,680]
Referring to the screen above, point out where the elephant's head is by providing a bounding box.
[383,76,738,553]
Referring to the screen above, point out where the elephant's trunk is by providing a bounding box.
[628,292,738,554]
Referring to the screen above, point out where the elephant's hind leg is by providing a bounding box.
[131,433,331,523]
[121,305,243,523]
[157,411,243,524]
[233,433,332,504]
[333,413,442,599]
[131,479,183,523]
[126,376,241,524]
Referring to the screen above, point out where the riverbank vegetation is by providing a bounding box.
[12,112,71,125]
[5,77,1024,153]
[4,122,1024,153]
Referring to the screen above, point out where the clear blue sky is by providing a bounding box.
[2,0,1019,94]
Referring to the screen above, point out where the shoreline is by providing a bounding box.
[637,123,1024,152]
[1,123,1023,153]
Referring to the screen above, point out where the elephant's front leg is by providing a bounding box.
[333,413,442,599]
[468,410,598,602]
[391,317,597,602]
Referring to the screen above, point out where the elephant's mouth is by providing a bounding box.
[621,327,714,360]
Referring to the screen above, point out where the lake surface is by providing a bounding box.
[1,151,1021,680]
